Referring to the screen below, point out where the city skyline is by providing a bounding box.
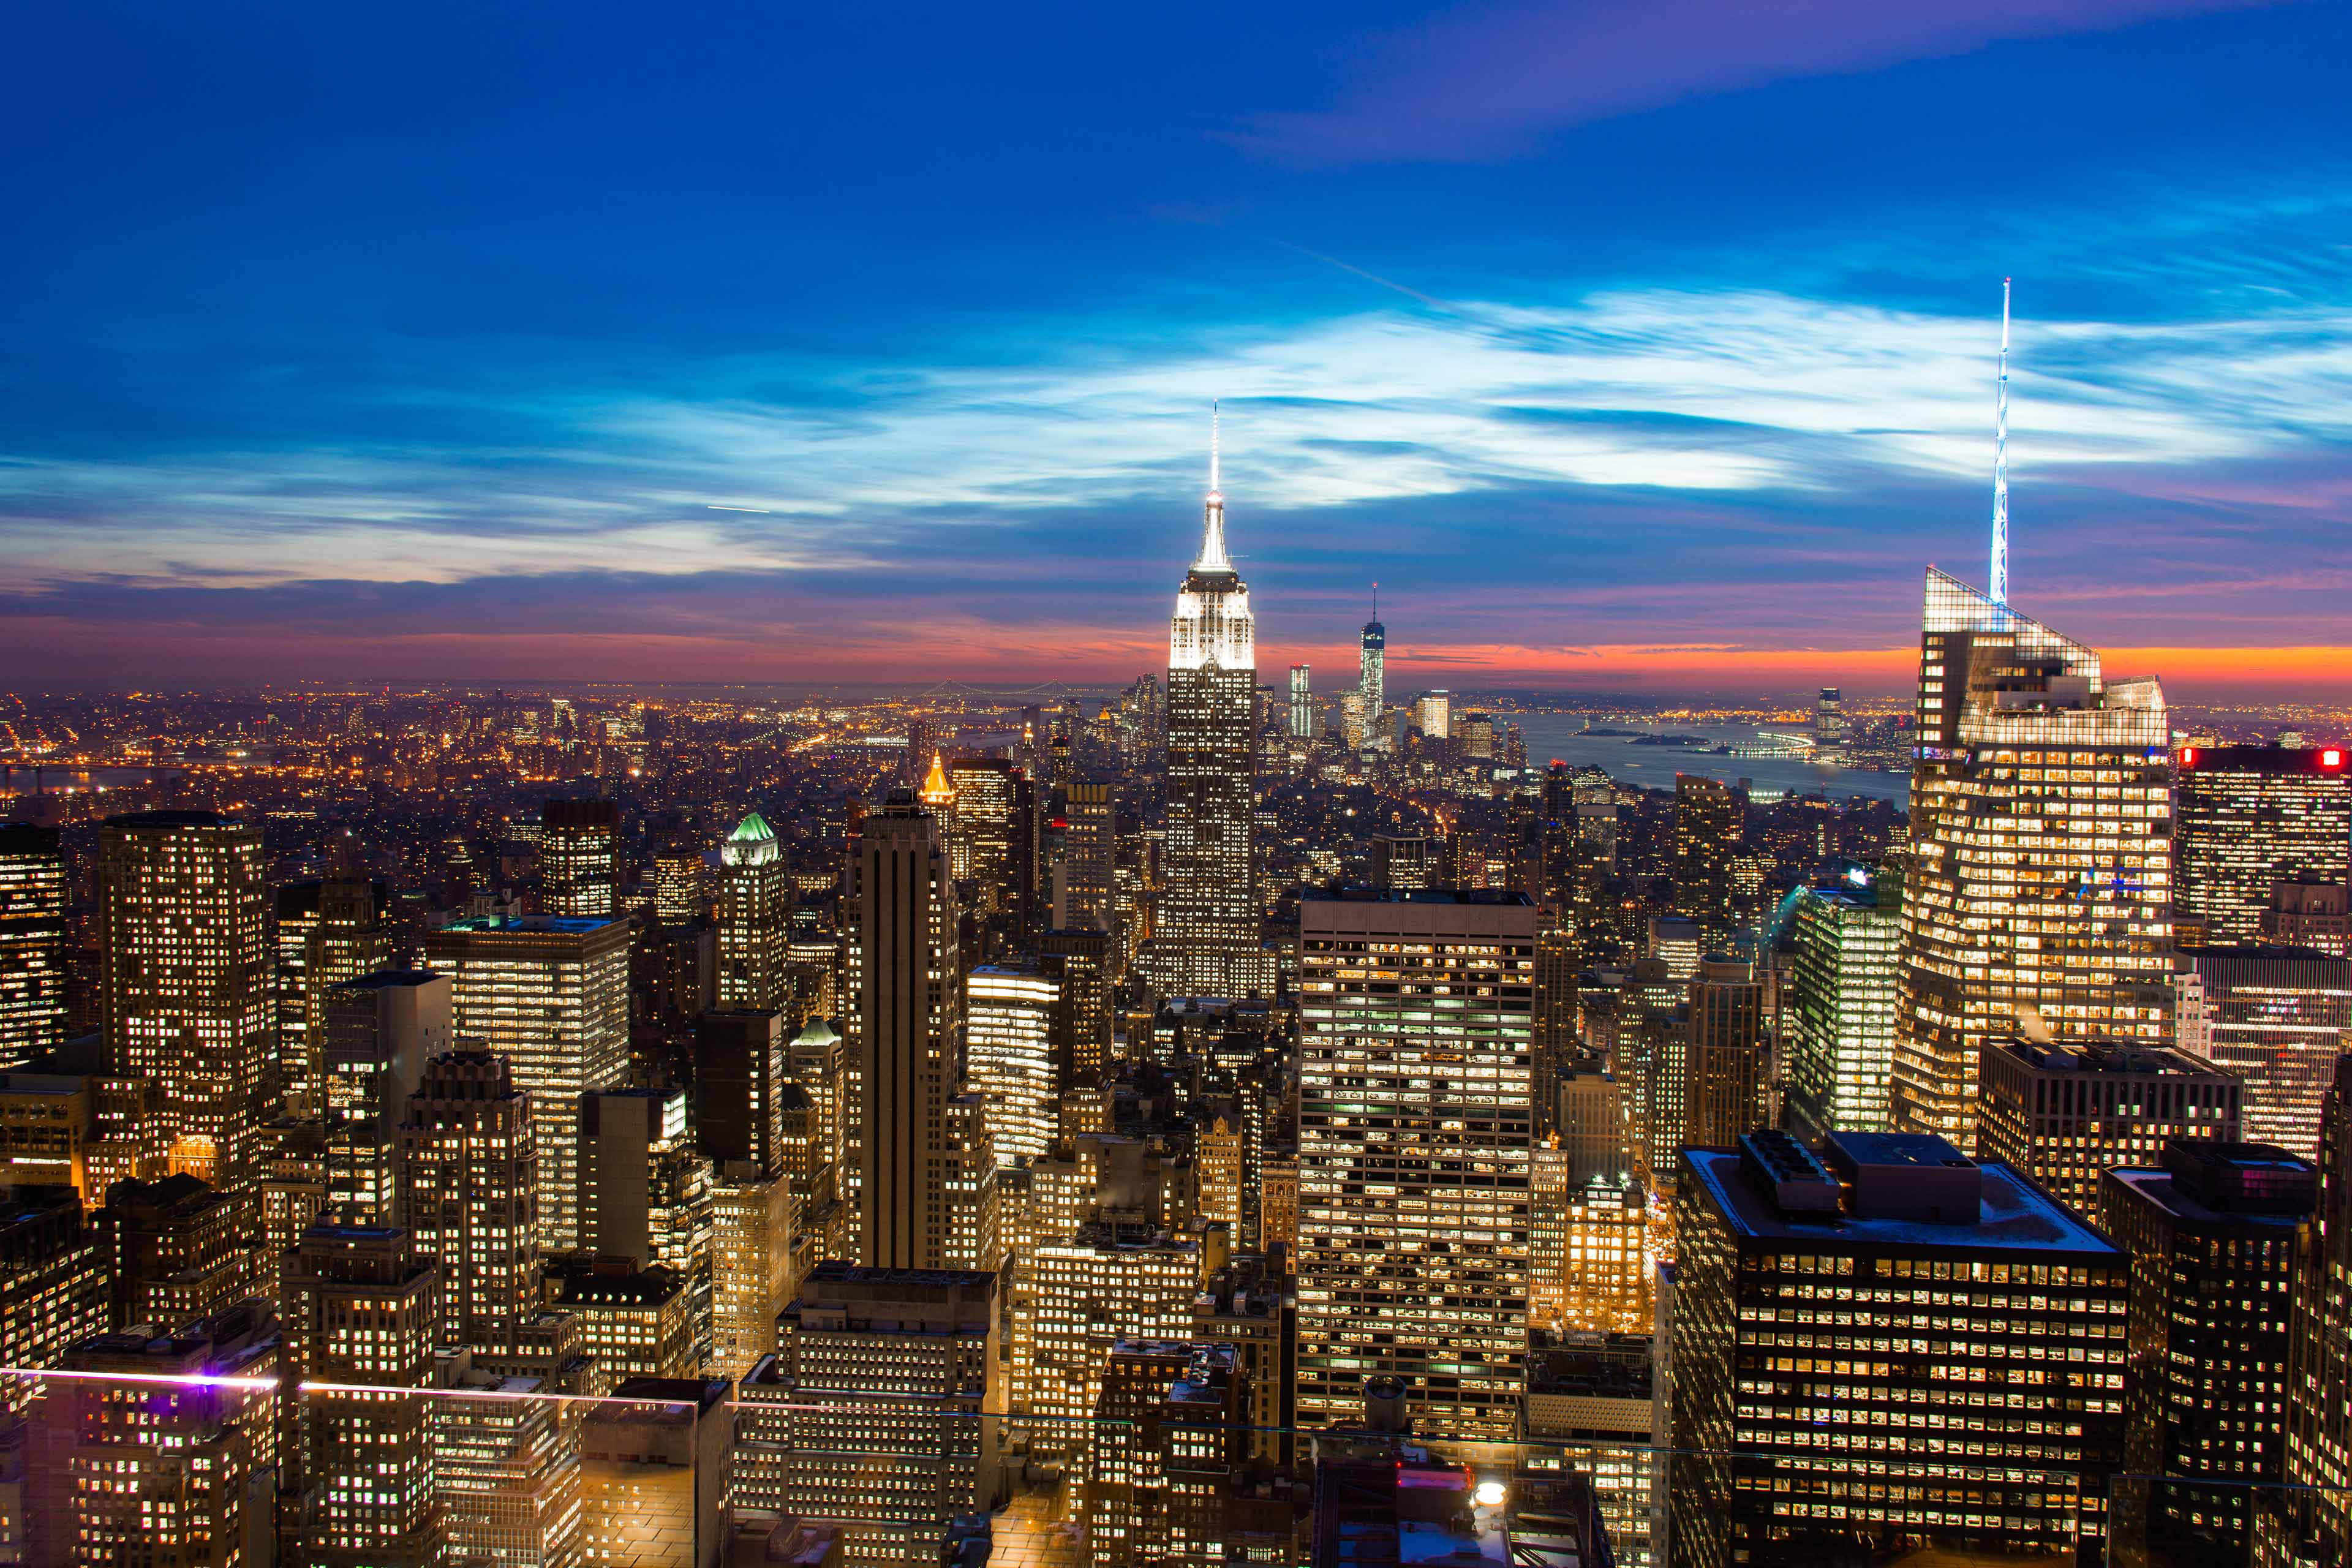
[4,2,2351,695]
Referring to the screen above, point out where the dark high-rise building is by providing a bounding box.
[1061,778,1117,938]
[1812,685,1847,752]
[96,1172,265,1332]
[274,873,396,1118]
[2181,944,2352,1160]
[1977,1037,2241,1216]
[319,968,448,1226]
[1672,1130,2127,1568]
[1369,832,1431,890]
[100,811,270,1190]
[539,797,621,919]
[398,1050,538,1349]
[2175,744,2350,946]
[946,756,1017,911]
[2102,1139,2315,1567]
[693,1006,787,1177]
[1895,570,2174,1149]
[2263,876,2351,957]
[650,817,704,925]
[1671,774,1738,944]
[1683,956,1767,1153]
[0,824,66,1072]
[1162,428,1258,998]
[2264,1054,2352,1567]
[1784,875,1900,1141]
[855,794,960,1270]
[1040,924,1112,1090]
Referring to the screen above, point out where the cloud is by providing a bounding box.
[1232,0,2290,165]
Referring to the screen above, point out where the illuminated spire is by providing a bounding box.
[1194,401,1232,573]
[1991,277,2011,607]
[919,751,954,807]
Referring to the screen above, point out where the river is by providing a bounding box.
[1495,714,1909,807]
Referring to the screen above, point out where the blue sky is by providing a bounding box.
[2,0,2348,695]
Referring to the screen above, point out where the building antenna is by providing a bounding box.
[1991,277,2011,608]
[1210,400,1220,498]
[1373,581,1379,620]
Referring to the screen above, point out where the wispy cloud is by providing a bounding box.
[1233,0,2290,164]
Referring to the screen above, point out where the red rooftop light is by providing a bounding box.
[2324,749,2345,769]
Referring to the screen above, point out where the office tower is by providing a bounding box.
[1613,959,1687,1185]
[1357,590,1385,724]
[2264,876,2351,956]
[2176,744,2350,945]
[255,1117,325,1313]
[423,913,630,1251]
[1296,889,1537,1439]
[947,757,1016,905]
[717,811,792,1009]
[97,1174,263,1331]
[651,818,704,924]
[1977,1038,2242,1215]
[99,810,270,1188]
[0,1072,92,1205]
[854,794,960,1269]
[693,1005,787,1174]
[1412,690,1450,741]
[2102,1139,2315,1567]
[579,1087,714,1357]
[1529,1142,1647,1335]
[1683,956,1767,1153]
[1460,711,1496,760]
[1193,1252,1294,1464]
[430,1363,585,1567]
[282,1224,439,1567]
[1784,875,1901,1140]
[1645,913,1701,982]
[398,1050,538,1348]
[320,968,448,1225]
[1672,1130,2127,1568]
[1030,1224,1199,1453]
[1368,831,1431,890]
[736,1262,996,1561]
[1163,426,1258,999]
[1523,1335,1658,1568]
[539,797,621,918]
[555,1260,698,1382]
[1812,685,1847,752]
[576,1378,729,1562]
[1288,663,1314,738]
[707,1160,792,1378]
[1041,924,1112,1089]
[2180,946,2352,1159]
[0,1185,107,1411]
[1894,569,2173,1148]
[34,1302,281,1568]
[968,962,1060,1169]
[1062,779,1117,935]
[1530,911,1578,1129]
[276,873,396,1118]
[2265,1055,2352,1567]
[1085,1341,1246,1568]
[1670,775,1739,943]
[0,825,66,1071]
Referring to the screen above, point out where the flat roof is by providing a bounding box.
[437,914,622,935]
[1687,1146,2119,1257]
[2106,1167,2312,1232]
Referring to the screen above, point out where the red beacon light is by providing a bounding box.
[2179,746,2197,766]
[2324,748,2345,769]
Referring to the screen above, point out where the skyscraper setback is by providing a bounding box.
[1161,415,1258,997]
[1894,569,2174,1148]
[854,793,960,1270]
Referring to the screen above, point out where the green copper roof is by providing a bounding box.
[729,811,776,843]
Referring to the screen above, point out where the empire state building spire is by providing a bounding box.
[1194,401,1232,573]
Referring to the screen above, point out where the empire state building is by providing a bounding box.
[1161,415,1259,997]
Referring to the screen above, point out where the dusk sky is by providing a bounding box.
[4,0,2350,698]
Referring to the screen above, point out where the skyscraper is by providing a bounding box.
[1162,416,1258,997]
[717,810,791,1009]
[319,968,449,1225]
[2265,1054,2352,1567]
[421,913,631,1251]
[692,1005,788,1175]
[2102,1139,2315,1567]
[650,817,704,924]
[1357,588,1385,729]
[1287,662,1313,738]
[1061,778,1117,937]
[539,797,621,918]
[967,962,1060,1169]
[0,824,66,1072]
[1894,569,2174,1148]
[99,810,270,1189]
[946,756,1017,908]
[1670,774,1738,944]
[2175,744,2350,944]
[1672,1129,2127,1568]
[398,1049,539,1348]
[1812,685,1847,753]
[855,793,960,1270]
[1681,955,1767,1153]
[1784,875,1901,1140]
[1976,1037,2241,1216]
[1295,888,1536,1439]
[2179,944,2352,1159]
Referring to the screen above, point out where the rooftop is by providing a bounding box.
[1691,1143,2119,1257]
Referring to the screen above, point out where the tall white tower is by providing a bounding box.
[1162,407,1259,997]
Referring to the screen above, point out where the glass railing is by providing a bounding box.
[0,1361,2340,1566]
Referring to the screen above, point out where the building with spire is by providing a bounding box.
[1353,587,1385,748]
[717,811,790,1010]
[1161,407,1260,998]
